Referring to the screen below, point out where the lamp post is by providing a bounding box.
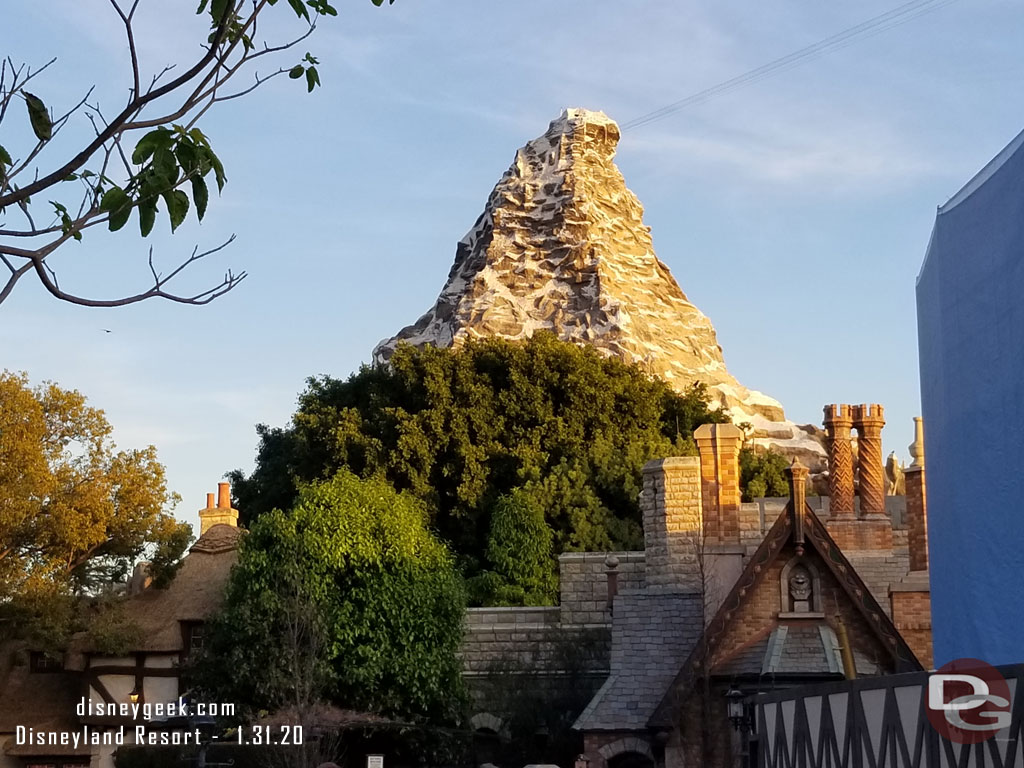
[726,688,747,732]
[726,688,756,768]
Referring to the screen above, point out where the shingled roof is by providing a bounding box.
[573,591,703,731]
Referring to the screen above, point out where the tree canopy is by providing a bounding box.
[0,370,189,640]
[467,489,558,607]
[0,0,391,307]
[195,470,466,725]
[230,333,728,580]
[739,446,791,501]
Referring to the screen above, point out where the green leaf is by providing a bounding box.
[308,1,338,16]
[99,186,130,214]
[208,149,226,192]
[289,65,305,79]
[138,197,158,237]
[108,203,132,232]
[132,128,174,165]
[100,187,133,232]
[305,67,320,93]
[191,176,209,221]
[24,92,52,141]
[0,144,11,167]
[163,190,189,232]
[210,0,230,23]
[188,128,211,148]
[175,141,199,175]
[287,0,310,20]
[152,147,179,187]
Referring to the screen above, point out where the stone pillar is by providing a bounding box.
[823,404,855,518]
[905,418,928,572]
[641,457,703,591]
[199,481,239,534]
[852,404,886,518]
[694,423,744,545]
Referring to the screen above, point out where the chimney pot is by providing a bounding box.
[206,492,215,510]
[217,482,231,509]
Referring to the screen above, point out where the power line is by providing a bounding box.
[621,0,962,132]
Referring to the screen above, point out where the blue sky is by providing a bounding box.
[2,1,1022,530]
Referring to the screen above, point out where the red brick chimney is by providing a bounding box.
[823,404,855,519]
[694,423,743,545]
[851,404,887,518]
[199,481,239,534]
[824,403,892,551]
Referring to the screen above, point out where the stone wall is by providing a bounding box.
[558,552,645,626]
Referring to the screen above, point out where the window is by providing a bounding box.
[29,651,64,672]
[183,622,205,655]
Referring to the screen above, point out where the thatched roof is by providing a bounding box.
[78,523,242,654]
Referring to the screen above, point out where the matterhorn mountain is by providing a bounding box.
[374,108,824,467]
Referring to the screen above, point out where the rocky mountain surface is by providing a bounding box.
[374,108,825,468]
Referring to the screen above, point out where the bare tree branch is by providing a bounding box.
[30,236,245,307]
[107,0,142,100]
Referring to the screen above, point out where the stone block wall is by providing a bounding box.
[558,552,645,626]
[641,457,704,591]
[461,607,612,731]
[462,607,563,677]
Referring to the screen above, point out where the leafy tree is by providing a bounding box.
[0,0,392,307]
[230,333,728,578]
[195,470,467,726]
[468,489,558,607]
[739,446,790,501]
[0,371,190,605]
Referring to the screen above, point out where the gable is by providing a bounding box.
[648,500,922,728]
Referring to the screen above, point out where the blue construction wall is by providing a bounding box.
[916,128,1024,666]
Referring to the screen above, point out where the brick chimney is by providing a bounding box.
[851,404,887,518]
[640,457,703,591]
[823,404,855,519]
[198,482,239,534]
[824,403,892,551]
[905,417,928,572]
[694,423,743,545]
